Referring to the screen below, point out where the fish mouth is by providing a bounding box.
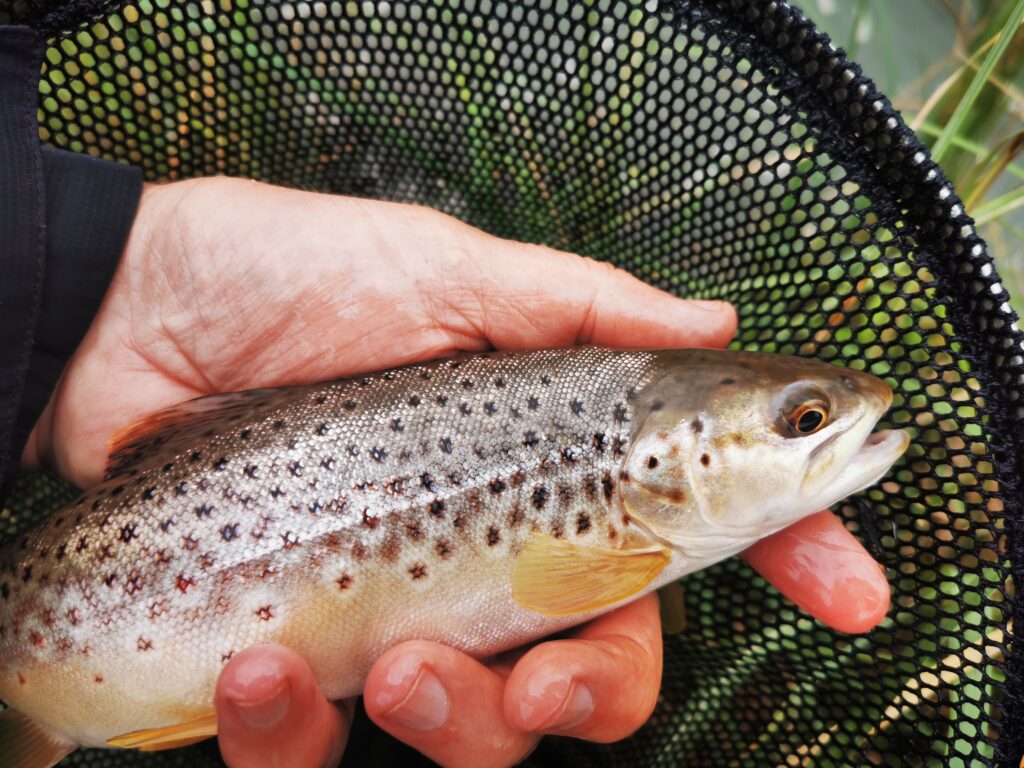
[833,428,911,496]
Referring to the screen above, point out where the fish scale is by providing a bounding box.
[0,348,658,748]
[0,346,909,761]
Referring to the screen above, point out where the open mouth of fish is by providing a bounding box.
[836,428,911,494]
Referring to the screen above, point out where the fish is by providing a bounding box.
[0,347,909,766]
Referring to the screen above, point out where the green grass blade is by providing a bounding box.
[931,0,1024,164]
[972,184,1024,225]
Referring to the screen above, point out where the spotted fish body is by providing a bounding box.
[0,347,908,756]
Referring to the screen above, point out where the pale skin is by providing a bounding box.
[24,177,891,768]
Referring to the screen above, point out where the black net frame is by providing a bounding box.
[1,0,1022,765]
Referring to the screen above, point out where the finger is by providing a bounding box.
[502,593,662,743]
[364,640,538,768]
[216,644,351,768]
[741,510,890,634]
[424,224,738,352]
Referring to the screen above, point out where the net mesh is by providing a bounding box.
[1,0,1022,766]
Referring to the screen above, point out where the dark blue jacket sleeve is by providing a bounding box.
[0,26,142,496]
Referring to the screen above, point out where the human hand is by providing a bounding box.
[25,177,889,766]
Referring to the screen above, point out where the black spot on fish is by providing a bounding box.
[490,478,507,494]
[448,472,462,487]
[195,503,213,519]
[390,418,404,432]
[141,487,156,501]
[111,485,125,497]
[213,457,229,471]
[190,451,203,463]
[315,394,327,405]
[343,400,357,411]
[692,418,704,434]
[459,403,472,416]
[612,437,627,457]
[221,524,240,542]
[528,396,540,410]
[558,484,575,504]
[474,444,489,459]
[436,395,448,407]
[494,376,506,388]
[281,531,300,549]
[405,520,424,540]
[720,378,735,385]
[648,456,659,469]
[570,399,584,416]
[370,447,388,462]
[523,431,540,447]
[510,407,522,419]
[56,544,67,561]
[484,401,497,415]
[240,428,252,440]
[422,473,436,492]
[583,475,598,501]
[449,361,462,370]
[91,499,101,512]
[541,375,552,385]
[701,453,711,467]
[269,486,285,499]
[161,463,174,473]
[420,370,432,381]
[182,533,199,551]
[289,461,304,477]
[593,433,607,452]
[613,404,629,424]
[462,378,474,389]
[577,513,591,534]
[272,420,286,431]
[409,395,421,407]
[532,485,549,510]
[322,457,336,471]
[174,482,189,497]
[244,464,259,479]
[439,437,453,454]
[429,499,446,517]
[409,563,428,580]
[104,573,117,588]
[347,445,360,457]
[435,539,452,559]
[486,527,501,546]
[120,523,137,543]
[316,423,329,436]
[602,472,615,501]
[562,446,579,462]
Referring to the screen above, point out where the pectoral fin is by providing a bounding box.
[0,709,76,768]
[107,711,217,751]
[511,533,671,617]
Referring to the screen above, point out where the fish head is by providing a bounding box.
[620,350,910,558]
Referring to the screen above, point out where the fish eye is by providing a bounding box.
[785,400,830,435]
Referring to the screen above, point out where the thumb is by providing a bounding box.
[216,644,351,768]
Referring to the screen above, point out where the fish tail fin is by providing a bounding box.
[0,709,76,768]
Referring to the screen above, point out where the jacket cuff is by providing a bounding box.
[11,149,143,481]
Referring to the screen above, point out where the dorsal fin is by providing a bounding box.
[104,387,294,479]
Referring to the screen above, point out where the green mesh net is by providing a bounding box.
[1,1,1021,766]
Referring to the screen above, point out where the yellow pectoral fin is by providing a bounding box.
[511,533,671,617]
[108,711,217,752]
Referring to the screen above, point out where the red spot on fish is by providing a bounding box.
[137,636,154,652]
[94,674,104,684]
[336,573,353,590]
[221,651,235,663]
[255,605,274,621]
[67,607,81,626]
[41,609,55,628]
[30,631,44,647]
[18,672,26,685]
[176,573,196,594]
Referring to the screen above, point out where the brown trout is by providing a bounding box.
[0,348,909,765]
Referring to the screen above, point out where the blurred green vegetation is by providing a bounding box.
[805,0,1024,303]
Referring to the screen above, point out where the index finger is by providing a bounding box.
[741,510,890,634]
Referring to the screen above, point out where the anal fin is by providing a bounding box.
[0,709,76,768]
[511,533,671,617]
[107,711,217,752]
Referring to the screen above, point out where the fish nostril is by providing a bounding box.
[647,456,659,469]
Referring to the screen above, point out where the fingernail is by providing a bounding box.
[545,682,594,731]
[227,678,291,730]
[519,676,595,732]
[379,667,449,731]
